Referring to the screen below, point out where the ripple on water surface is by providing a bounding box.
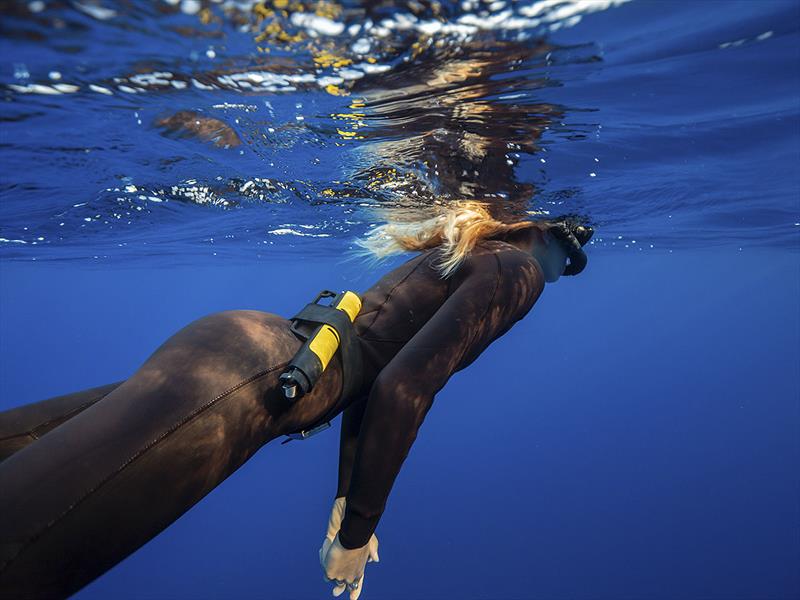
[0,0,797,261]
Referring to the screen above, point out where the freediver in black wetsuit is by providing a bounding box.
[0,205,592,599]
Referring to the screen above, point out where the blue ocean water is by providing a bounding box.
[1,0,798,598]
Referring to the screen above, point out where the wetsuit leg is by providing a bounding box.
[0,309,347,599]
[0,383,123,463]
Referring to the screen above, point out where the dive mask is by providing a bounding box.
[548,218,594,276]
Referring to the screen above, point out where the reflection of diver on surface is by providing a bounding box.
[351,37,562,219]
[0,205,592,599]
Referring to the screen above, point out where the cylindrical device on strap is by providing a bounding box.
[280,290,362,401]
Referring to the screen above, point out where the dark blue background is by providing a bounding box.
[2,248,797,598]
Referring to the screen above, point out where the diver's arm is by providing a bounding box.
[338,252,541,549]
[336,396,368,499]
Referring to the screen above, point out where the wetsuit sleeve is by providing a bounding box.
[335,396,367,499]
[338,252,541,548]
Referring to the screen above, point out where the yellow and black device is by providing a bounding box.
[280,290,362,402]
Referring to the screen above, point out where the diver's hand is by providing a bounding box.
[319,498,379,598]
[321,535,378,600]
[324,497,348,541]
[320,498,379,561]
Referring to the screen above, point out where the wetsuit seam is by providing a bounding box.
[34,399,106,436]
[361,254,429,334]
[0,398,105,443]
[0,362,288,575]
[0,430,39,444]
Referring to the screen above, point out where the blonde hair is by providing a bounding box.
[357,201,535,277]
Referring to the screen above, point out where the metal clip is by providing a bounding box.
[281,421,332,444]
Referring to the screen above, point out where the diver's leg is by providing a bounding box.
[0,309,346,599]
[0,382,123,463]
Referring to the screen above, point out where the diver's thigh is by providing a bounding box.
[0,382,123,463]
[0,310,299,598]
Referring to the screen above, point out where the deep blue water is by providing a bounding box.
[1,0,799,598]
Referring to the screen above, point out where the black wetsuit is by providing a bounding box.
[0,238,544,597]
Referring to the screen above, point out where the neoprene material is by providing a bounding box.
[0,383,123,464]
[0,235,546,596]
[336,239,544,548]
